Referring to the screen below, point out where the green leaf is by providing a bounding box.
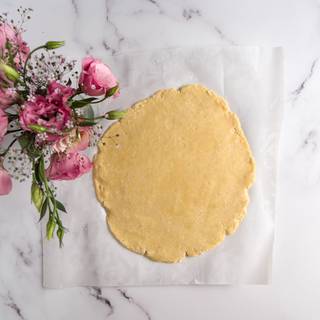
[19,133,41,158]
[71,98,97,109]
[45,41,65,50]
[34,160,42,184]
[18,133,33,149]
[38,156,46,182]
[105,85,119,98]
[39,198,48,221]
[30,146,42,158]
[78,120,97,127]
[83,104,94,120]
[31,182,44,213]
[106,110,127,120]
[28,124,48,133]
[56,200,67,213]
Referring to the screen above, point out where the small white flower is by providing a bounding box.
[27,94,36,102]
[56,113,63,121]
[6,88,17,96]
[65,120,74,129]
[36,133,48,142]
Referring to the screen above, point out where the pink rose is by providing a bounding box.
[53,127,91,153]
[79,56,117,96]
[0,87,17,109]
[19,82,74,134]
[0,108,8,141]
[0,164,12,195]
[46,152,93,180]
[0,22,30,67]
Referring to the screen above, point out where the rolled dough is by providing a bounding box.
[93,84,255,263]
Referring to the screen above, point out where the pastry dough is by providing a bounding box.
[93,84,255,263]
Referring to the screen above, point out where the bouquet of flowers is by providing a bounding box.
[0,8,124,246]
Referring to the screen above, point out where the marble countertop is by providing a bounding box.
[1,0,320,319]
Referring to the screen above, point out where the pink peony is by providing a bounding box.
[0,108,8,141]
[46,152,92,180]
[0,160,12,196]
[53,127,91,153]
[79,56,117,96]
[19,82,74,134]
[0,87,17,109]
[0,22,30,67]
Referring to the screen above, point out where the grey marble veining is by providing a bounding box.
[1,0,320,319]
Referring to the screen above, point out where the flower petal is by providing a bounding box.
[0,168,12,195]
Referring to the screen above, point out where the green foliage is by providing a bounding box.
[32,156,67,246]
[18,133,41,158]
[71,97,97,108]
[78,120,97,127]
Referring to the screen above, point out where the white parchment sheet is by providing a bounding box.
[42,46,284,287]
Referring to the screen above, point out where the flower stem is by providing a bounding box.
[68,88,82,102]
[90,95,109,105]
[22,45,46,86]
[6,129,22,134]
[78,114,105,121]
[37,155,66,246]
[89,85,119,105]
[0,137,18,157]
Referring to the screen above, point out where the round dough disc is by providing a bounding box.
[93,84,255,263]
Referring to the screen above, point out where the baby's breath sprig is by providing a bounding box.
[22,41,66,87]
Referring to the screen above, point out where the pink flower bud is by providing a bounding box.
[79,56,118,97]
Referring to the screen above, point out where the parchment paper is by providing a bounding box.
[42,46,284,287]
